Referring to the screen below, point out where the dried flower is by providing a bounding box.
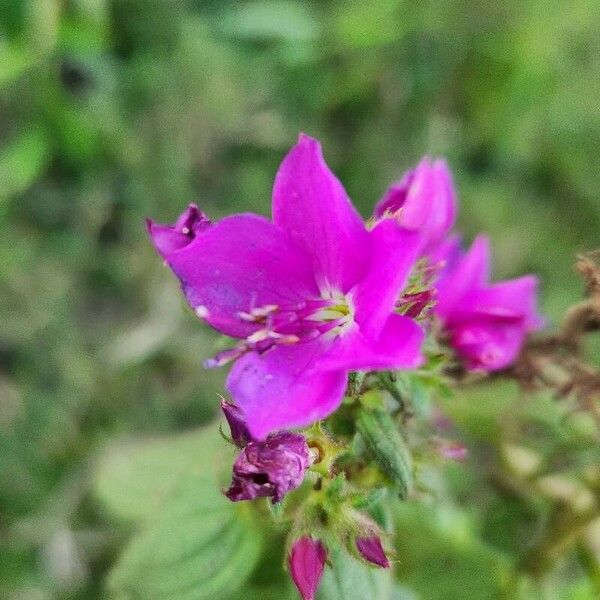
[225,431,310,503]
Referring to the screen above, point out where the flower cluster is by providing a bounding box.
[147,134,543,599]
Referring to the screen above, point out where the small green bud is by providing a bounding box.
[325,473,346,500]
[356,407,413,499]
[351,487,388,511]
[359,389,386,410]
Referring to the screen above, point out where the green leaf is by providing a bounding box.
[108,507,263,600]
[95,428,229,522]
[394,503,512,600]
[95,426,264,600]
[318,549,411,600]
[226,584,297,600]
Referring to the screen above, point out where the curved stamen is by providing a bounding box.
[206,294,354,368]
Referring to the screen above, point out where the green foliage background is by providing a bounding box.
[1,1,599,598]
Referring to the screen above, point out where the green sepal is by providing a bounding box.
[356,407,413,500]
[347,371,367,399]
[359,388,386,410]
[325,472,347,501]
[351,487,388,511]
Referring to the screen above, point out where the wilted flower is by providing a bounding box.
[148,134,425,439]
[374,157,456,253]
[225,431,310,503]
[434,235,544,371]
[356,536,390,568]
[289,537,327,600]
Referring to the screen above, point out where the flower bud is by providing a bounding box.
[356,407,413,499]
[437,440,468,461]
[225,432,310,503]
[375,157,456,252]
[288,537,327,600]
[398,288,437,319]
[146,203,211,258]
[356,536,390,568]
[220,399,253,447]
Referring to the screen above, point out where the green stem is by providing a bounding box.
[376,371,406,411]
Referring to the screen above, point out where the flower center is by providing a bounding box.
[305,291,354,339]
[204,292,354,368]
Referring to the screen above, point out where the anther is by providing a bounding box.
[195,305,209,319]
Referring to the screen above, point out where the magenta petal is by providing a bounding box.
[435,239,543,372]
[272,133,370,293]
[289,537,327,600]
[397,159,437,230]
[374,168,414,219]
[317,314,424,372]
[427,234,462,269]
[356,536,390,568]
[450,320,527,371]
[436,235,491,316]
[146,203,211,257]
[165,213,318,338]
[226,341,348,440]
[424,159,457,247]
[462,276,544,329]
[375,158,456,251]
[353,219,422,339]
[220,399,253,446]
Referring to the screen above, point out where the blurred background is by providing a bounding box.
[1,1,599,599]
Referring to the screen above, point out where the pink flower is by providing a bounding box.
[356,536,390,568]
[289,537,327,600]
[374,157,456,253]
[147,134,424,439]
[434,235,544,371]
